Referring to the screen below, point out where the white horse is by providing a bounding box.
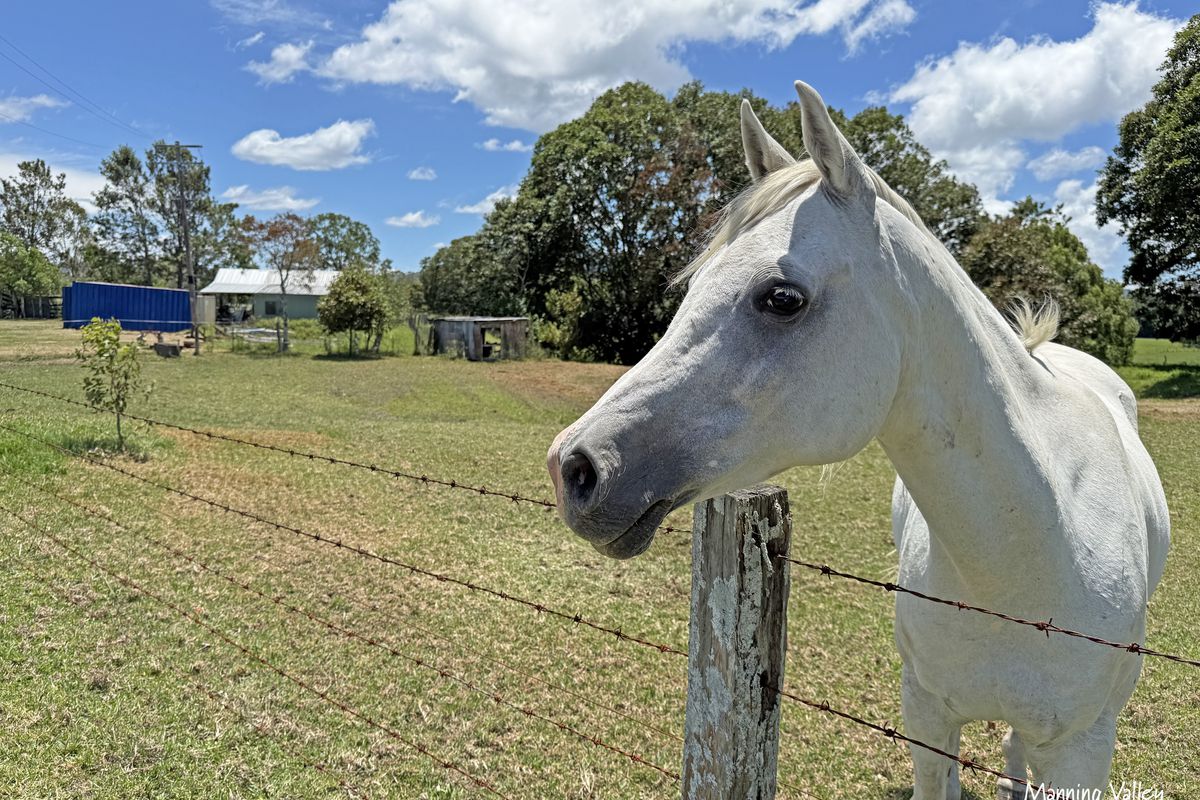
[548,80,1169,799]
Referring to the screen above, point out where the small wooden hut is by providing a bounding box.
[426,316,529,361]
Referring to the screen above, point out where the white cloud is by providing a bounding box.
[386,211,440,228]
[0,152,104,213]
[1026,146,1107,182]
[212,0,327,28]
[301,0,913,132]
[1054,178,1127,277]
[0,94,67,123]
[846,0,915,53]
[231,118,374,170]
[237,31,266,48]
[246,40,313,83]
[479,138,533,153]
[407,166,437,180]
[890,2,1181,207]
[221,184,319,211]
[455,185,517,215]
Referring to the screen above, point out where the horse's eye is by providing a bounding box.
[760,285,806,317]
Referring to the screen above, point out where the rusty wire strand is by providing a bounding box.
[16,564,368,799]
[0,422,688,658]
[768,685,1030,790]
[21,467,683,747]
[784,556,1200,669]
[10,474,680,784]
[0,380,693,534]
[1,453,1019,791]
[0,503,511,799]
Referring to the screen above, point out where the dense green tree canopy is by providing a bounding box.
[0,231,60,315]
[318,266,391,355]
[959,199,1138,364]
[1097,15,1200,340]
[0,159,88,270]
[419,82,988,363]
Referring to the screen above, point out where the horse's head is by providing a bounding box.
[549,80,922,558]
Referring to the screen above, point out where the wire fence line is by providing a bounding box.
[2,380,1193,670]
[17,562,369,799]
[0,380,693,535]
[7,472,681,784]
[1,429,1029,790]
[0,503,511,799]
[783,557,1200,669]
[2,381,1193,792]
[0,421,690,657]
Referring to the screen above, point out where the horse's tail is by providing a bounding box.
[1008,297,1059,352]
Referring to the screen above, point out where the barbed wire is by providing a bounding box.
[0,421,689,658]
[768,685,1031,790]
[16,563,368,799]
[0,448,1025,791]
[784,556,1200,669]
[0,503,511,799]
[8,474,680,784]
[15,462,683,747]
[0,380,693,534]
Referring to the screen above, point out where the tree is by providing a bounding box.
[76,317,151,452]
[94,145,161,285]
[0,231,60,316]
[318,266,390,355]
[517,82,712,363]
[309,212,383,271]
[146,142,215,289]
[1129,279,1200,343]
[243,213,319,352]
[959,199,1138,364]
[1096,15,1200,340]
[0,159,88,267]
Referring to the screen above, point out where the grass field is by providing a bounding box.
[1,321,1197,799]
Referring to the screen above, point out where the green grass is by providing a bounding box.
[1113,339,1200,400]
[1,320,1197,798]
[1132,338,1200,367]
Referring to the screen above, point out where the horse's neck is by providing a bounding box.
[875,233,1066,590]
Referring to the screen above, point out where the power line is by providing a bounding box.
[0,109,108,150]
[0,34,151,142]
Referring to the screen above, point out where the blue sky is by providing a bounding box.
[0,1,1192,276]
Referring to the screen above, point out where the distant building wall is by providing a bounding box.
[253,294,320,319]
[62,282,191,332]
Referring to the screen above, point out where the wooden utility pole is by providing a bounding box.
[682,485,792,800]
[155,141,203,355]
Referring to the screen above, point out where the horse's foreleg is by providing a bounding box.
[1024,711,1117,799]
[997,727,1028,800]
[901,665,965,800]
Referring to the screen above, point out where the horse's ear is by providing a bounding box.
[794,80,873,202]
[740,99,795,181]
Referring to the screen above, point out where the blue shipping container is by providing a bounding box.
[62,282,191,332]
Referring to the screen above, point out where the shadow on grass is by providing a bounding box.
[884,787,988,799]
[1137,365,1200,399]
[59,433,153,463]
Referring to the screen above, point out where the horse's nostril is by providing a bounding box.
[561,451,599,507]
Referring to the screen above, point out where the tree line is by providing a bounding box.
[419,16,1200,365]
[0,143,397,315]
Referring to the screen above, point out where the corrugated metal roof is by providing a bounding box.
[200,268,339,296]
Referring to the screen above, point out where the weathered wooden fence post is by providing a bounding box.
[682,485,792,800]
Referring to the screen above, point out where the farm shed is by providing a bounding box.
[62,281,191,332]
[428,316,529,361]
[199,268,339,321]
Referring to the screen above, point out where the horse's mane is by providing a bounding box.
[674,158,1060,353]
[675,158,931,286]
